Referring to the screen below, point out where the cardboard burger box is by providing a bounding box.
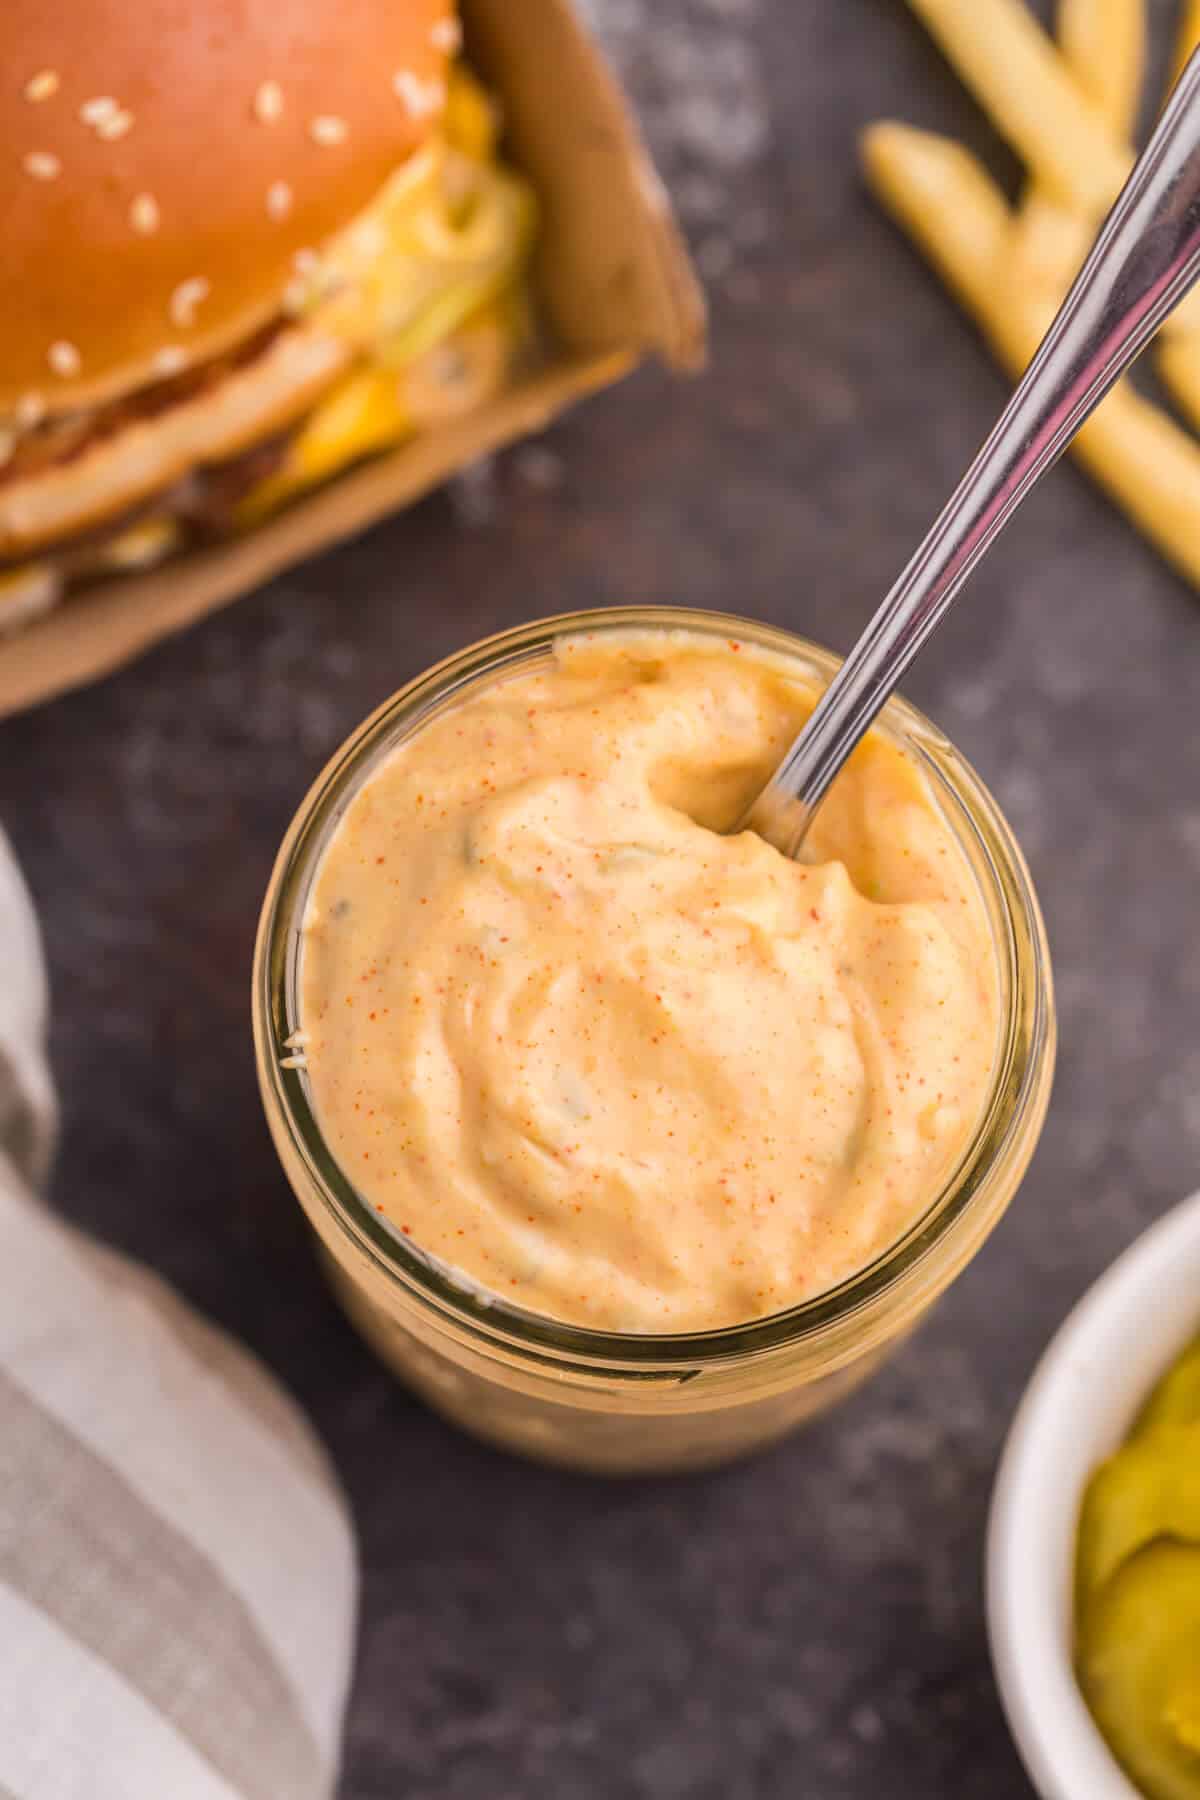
[0,0,705,719]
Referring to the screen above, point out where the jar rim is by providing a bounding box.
[253,606,1055,1371]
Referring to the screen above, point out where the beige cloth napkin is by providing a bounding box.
[0,833,357,1800]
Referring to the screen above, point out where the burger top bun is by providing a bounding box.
[2,0,458,421]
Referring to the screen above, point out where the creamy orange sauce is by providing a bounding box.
[299,634,1000,1332]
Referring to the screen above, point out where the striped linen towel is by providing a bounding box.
[0,831,358,1800]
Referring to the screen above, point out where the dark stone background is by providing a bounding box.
[2,2,1198,1794]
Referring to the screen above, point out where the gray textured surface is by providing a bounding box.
[2,1,1199,1794]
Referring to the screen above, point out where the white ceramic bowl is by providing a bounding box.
[987,1188,1200,1800]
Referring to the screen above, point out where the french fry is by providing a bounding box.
[905,0,1132,215]
[1068,386,1200,592]
[1011,0,1144,318]
[863,121,1200,591]
[862,126,1022,352]
[1008,191,1093,303]
[1157,333,1200,432]
[932,0,1200,343]
[1172,0,1200,90]
[1058,0,1145,137]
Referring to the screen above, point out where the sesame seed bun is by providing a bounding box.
[0,323,353,558]
[2,0,455,420]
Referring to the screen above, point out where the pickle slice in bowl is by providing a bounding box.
[1077,1425,1200,1606]
[1077,1539,1200,1800]
[1135,1335,1200,1437]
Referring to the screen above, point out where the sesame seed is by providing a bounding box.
[292,246,319,276]
[80,96,118,126]
[266,179,292,220]
[96,109,133,141]
[24,71,60,104]
[309,114,348,145]
[392,70,445,119]
[254,80,284,123]
[153,345,187,377]
[15,392,46,430]
[430,17,462,53]
[129,192,159,234]
[169,277,211,329]
[22,151,61,181]
[282,278,309,315]
[47,340,81,378]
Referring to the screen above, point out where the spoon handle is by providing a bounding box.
[752,48,1200,855]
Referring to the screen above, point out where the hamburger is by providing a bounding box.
[0,0,535,631]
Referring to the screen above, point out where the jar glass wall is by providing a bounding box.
[253,609,1055,1474]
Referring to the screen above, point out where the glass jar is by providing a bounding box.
[253,608,1055,1475]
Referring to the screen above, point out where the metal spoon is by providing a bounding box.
[747,48,1200,858]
